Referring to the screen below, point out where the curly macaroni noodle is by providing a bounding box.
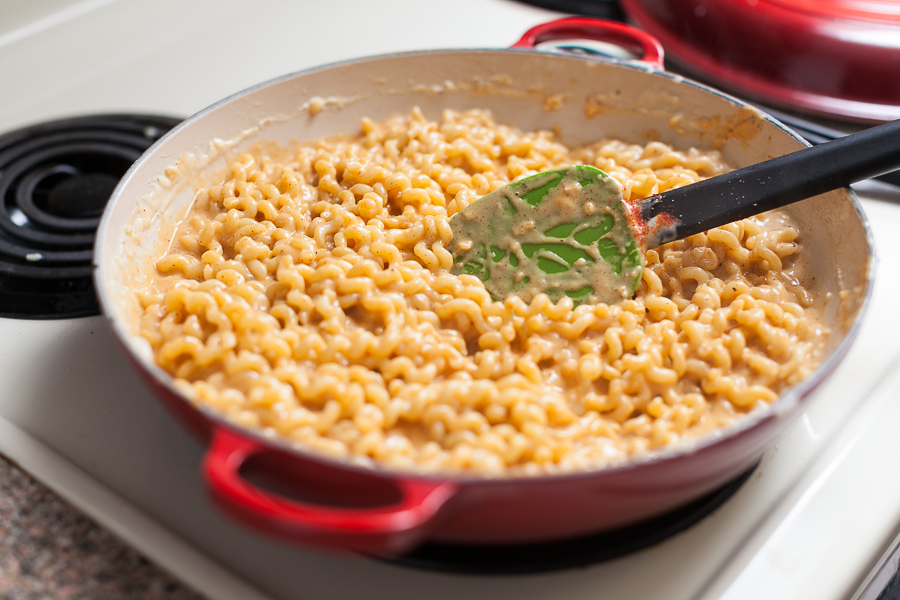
[138,108,827,476]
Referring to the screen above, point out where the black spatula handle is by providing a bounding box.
[640,118,900,248]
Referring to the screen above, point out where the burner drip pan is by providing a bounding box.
[0,115,181,319]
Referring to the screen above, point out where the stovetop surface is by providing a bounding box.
[5,194,900,600]
[2,1,900,599]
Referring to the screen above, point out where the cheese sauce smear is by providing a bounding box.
[449,165,642,305]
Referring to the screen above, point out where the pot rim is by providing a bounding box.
[93,45,877,486]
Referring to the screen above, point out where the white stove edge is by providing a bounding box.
[711,351,900,600]
[858,534,900,600]
[0,415,272,600]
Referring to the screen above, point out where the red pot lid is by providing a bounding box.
[620,0,900,122]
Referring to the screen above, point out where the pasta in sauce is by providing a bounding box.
[138,108,827,476]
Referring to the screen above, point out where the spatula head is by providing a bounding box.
[449,165,643,305]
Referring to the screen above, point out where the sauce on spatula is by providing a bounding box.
[450,117,900,305]
[449,166,643,305]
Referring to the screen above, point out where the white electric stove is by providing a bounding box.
[2,1,900,599]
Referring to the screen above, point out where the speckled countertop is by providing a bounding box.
[0,455,203,600]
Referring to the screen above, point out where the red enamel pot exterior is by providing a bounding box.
[621,0,900,122]
[94,18,874,555]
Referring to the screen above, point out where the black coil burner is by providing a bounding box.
[0,114,181,319]
[386,462,757,574]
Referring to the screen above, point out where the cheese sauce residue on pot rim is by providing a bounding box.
[136,108,828,476]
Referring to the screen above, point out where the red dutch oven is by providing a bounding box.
[93,18,873,556]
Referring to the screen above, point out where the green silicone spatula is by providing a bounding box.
[449,118,900,306]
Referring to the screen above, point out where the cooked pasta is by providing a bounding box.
[137,108,827,476]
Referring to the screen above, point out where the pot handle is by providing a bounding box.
[511,17,665,69]
[202,426,458,555]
